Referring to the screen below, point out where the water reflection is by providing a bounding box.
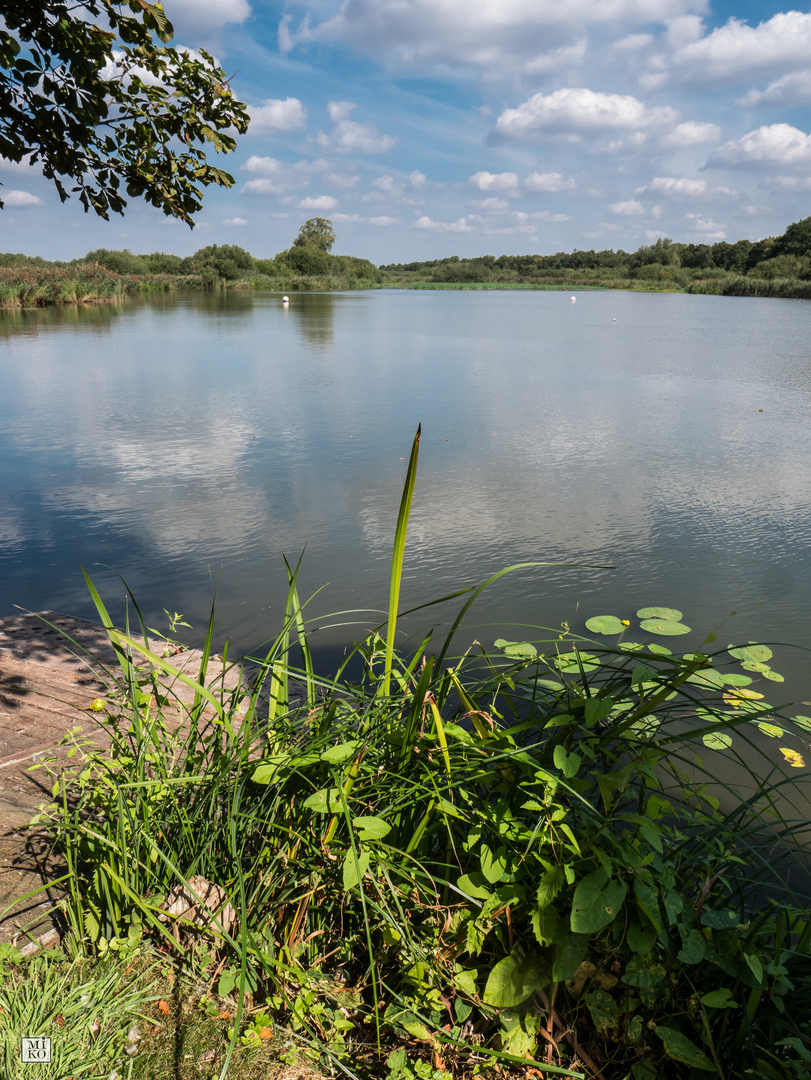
[282,291,337,348]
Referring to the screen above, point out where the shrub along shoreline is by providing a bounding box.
[6,428,811,1079]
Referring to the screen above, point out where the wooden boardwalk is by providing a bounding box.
[0,610,252,949]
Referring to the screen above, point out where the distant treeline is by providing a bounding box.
[381,215,811,298]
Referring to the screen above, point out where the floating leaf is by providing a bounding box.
[619,642,645,652]
[702,731,733,750]
[723,688,763,704]
[555,651,599,672]
[719,672,753,686]
[728,643,773,663]
[495,640,538,659]
[637,607,683,621]
[696,707,725,724]
[741,661,770,672]
[585,615,625,635]
[757,723,784,739]
[780,748,805,768]
[647,643,672,655]
[639,619,692,636]
[688,668,725,689]
[792,716,811,732]
[762,670,785,683]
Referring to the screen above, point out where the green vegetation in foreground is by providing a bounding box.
[5,213,811,307]
[383,214,811,298]
[7,427,811,1079]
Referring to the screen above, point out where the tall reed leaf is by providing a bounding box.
[382,423,420,699]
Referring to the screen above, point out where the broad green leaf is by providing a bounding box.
[757,722,784,739]
[585,615,625,635]
[639,618,692,636]
[480,843,507,884]
[627,920,656,954]
[779,746,805,767]
[700,988,738,1009]
[728,643,773,663]
[457,873,492,901]
[741,660,770,672]
[303,787,343,814]
[677,928,705,964]
[483,951,550,1007]
[553,933,590,982]
[719,672,753,686]
[353,816,391,840]
[792,716,811,732]
[555,651,599,672]
[553,744,582,778]
[702,731,733,750]
[321,740,360,764]
[532,904,565,947]
[342,847,370,891]
[647,643,672,655]
[495,639,538,659]
[571,869,627,934]
[250,754,290,784]
[762,669,785,683]
[655,1026,714,1070]
[744,953,764,983]
[688,668,724,689]
[453,968,478,997]
[584,989,619,1034]
[637,606,683,621]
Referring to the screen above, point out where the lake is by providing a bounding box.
[2,288,811,705]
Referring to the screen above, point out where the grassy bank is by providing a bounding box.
[6,428,811,1079]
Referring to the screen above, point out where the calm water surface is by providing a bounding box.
[2,288,811,703]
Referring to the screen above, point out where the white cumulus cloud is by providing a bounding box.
[666,11,811,84]
[159,0,250,34]
[413,215,473,232]
[708,124,811,169]
[222,216,248,225]
[610,199,646,215]
[297,195,338,210]
[524,171,575,193]
[2,190,43,206]
[469,171,519,194]
[659,121,720,147]
[739,72,811,109]
[493,88,679,142]
[316,101,397,154]
[637,176,707,197]
[248,98,306,134]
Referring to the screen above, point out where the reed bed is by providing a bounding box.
[14,428,811,1079]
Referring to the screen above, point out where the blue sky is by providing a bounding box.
[2,0,811,263]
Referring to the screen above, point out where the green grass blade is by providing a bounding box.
[382,423,421,698]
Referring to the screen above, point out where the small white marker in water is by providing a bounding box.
[283,295,289,304]
[570,296,576,303]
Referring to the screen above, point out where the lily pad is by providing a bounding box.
[619,642,645,652]
[637,607,683,621]
[762,670,785,683]
[741,660,769,672]
[585,615,626,635]
[639,619,692,636]
[757,722,784,739]
[719,672,753,687]
[495,640,538,659]
[555,651,600,672]
[703,731,733,750]
[792,716,811,732]
[647,643,672,656]
[780,747,805,768]
[728,643,773,664]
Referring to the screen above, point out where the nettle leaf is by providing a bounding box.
[571,869,627,934]
[342,847,370,891]
[639,618,692,636]
[321,740,360,764]
[655,1026,715,1071]
[536,866,566,909]
[585,615,625,635]
[483,951,551,1008]
[637,606,683,621]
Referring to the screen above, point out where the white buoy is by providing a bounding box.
[570,296,576,303]
[283,295,289,304]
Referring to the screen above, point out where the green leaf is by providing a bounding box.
[702,731,733,750]
[250,753,291,784]
[655,1026,715,1070]
[553,744,582,778]
[677,928,705,964]
[532,904,565,947]
[496,639,538,659]
[536,866,566,909]
[585,615,625,635]
[627,920,656,954]
[571,869,627,934]
[584,988,620,1034]
[457,873,492,901]
[792,715,811,732]
[321,740,360,764]
[744,953,764,984]
[728,643,773,663]
[639,618,691,636]
[762,669,785,683]
[483,951,550,1007]
[555,651,600,672]
[757,722,784,739]
[637,606,683,621]
[553,933,590,981]
[342,847,370,891]
[700,988,738,1009]
[303,788,343,814]
[480,843,507,884]
[352,815,391,840]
